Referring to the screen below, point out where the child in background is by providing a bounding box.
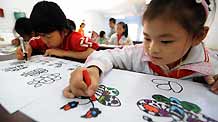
[67,19,76,32]
[97,31,107,44]
[108,21,132,45]
[63,0,218,98]
[16,1,98,60]
[78,23,85,36]
[91,31,99,42]
[11,17,34,46]
[108,18,116,38]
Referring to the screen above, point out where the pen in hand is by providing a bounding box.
[19,37,28,61]
[83,69,96,101]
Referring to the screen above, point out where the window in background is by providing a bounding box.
[139,26,144,42]
[127,23,138,41]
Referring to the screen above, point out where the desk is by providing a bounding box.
[0,52,35,122]
[0,105,35,122]
[97,44,122,50]
[0,45,16,61]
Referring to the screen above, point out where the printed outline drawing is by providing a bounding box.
[9,61,26,65]
[30,59,67,68]
[2,65,28,72]
[68,64,82,71]
[151,79,183,93]
[60,84,121,118]
[137,94,218,122]
[27,73,61,88]
[21,68,48,77]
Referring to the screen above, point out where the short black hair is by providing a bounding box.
[80,23,85,27]
[99,31,105,38]
[14,17,33,36]
[67,19,76,31]
[30,1,67,33]
[143,0,208,35]
[109,18,116,24]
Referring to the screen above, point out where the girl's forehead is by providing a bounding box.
[143,18,188,37]
[144,18,184,30]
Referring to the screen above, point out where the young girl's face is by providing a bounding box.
[39,30,64,48]
[143,18,195,68]
[116,24,125,35]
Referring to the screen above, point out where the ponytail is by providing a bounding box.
[123,24,128,38]
[118,22,128,38]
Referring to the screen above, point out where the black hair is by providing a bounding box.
[99,31,105,38]
[143,0,208,35]
[109,18,116,24]
[30,1,67,33]
[80,23,85,27]
[14,17,33,36]
[118,22,128,38]
[67,19,76,31]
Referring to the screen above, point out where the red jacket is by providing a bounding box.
[29,32,99,52]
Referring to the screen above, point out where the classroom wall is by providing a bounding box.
[0,0,39,33]
[50,0,108,37]
[0,0,107,42]
[0,0,39,45]
[205,8,218,50]
[64,10,107,37]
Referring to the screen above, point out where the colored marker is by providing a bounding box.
[82,69,96,101]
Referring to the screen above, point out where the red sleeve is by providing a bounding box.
[70,32,99,51]
[29,37,48,50]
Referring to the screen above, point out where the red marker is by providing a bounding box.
[82,69,96,101]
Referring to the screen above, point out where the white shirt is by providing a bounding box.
[108,33,132,45]
[85,43,218,80]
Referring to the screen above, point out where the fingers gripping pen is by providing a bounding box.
[83,69,96,101]
[19,37,28,61]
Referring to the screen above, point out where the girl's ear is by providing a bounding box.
[60,29,70,38]
[192,26,209,46]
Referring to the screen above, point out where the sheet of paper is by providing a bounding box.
[0,45,16,55]
[0,55,83,113]
[21,69,218,122]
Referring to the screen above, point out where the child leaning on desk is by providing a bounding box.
[11,17,33,46]
[63,0,218,98]
[16,1,99,60]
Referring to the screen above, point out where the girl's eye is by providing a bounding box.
[161,40,174,44]
[144,38,151,42]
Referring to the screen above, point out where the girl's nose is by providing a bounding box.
[149,41,160,54]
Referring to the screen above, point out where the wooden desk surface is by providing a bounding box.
[0,105,35,122]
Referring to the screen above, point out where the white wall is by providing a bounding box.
[205,9,218,50]
[48,0,109,37]
[0,0,108,40]
[0,0,39,45]
[0,0,39,33]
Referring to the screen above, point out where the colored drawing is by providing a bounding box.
[137,94,218,122]
[60,84,121,118]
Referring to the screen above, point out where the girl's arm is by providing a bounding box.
[85,44,145,76]
[44,48,95,60]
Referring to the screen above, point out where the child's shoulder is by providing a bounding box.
[68,32,83,40]
[208,49,218,60]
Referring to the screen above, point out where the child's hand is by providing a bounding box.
[205,75,218,94]
[11,38,20,46]
[16,44,32,60]
[44,49,64,57]
[63,67,100,98]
